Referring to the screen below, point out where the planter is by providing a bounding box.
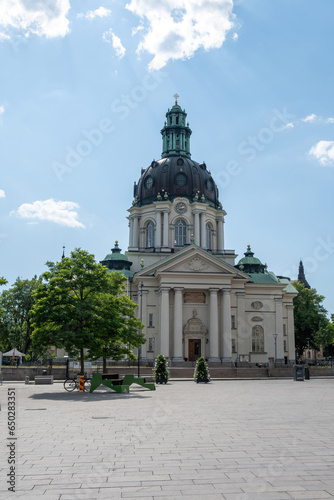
[156,378,168,384]
[196,378,209,383]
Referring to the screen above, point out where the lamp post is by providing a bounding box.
[273,334,278,366]
[64,355,69,379]
[138,281,144,378]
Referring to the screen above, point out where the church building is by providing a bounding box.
[102,97,297,366]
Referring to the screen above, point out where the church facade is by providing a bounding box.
[103,98,297,366]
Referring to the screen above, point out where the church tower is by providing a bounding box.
[127,97,231,271]
[298,260,310,289]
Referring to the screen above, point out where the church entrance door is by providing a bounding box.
[188,339,201,361]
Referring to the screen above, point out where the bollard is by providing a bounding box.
[79,375,84,392]
[25,375,29,385]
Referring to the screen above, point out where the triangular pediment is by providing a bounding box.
[136,245,249,279]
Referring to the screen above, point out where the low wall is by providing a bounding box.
[1,365,332,381]
[1,367,65,381]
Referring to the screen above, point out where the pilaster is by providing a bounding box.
[209,288,220,362]
[172,288,184,361]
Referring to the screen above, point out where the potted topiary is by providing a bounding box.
[194,357,210,383]
[153,354,169,384]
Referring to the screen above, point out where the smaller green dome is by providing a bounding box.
[100,241,134,278]
[235,245,265,274]
[102,241,129,262]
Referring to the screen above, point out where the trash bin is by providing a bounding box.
[25,375,29,384]
[42,369,47,375]
[294,364,304,381]
[304,367,310,380]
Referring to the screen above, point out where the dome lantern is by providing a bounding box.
[161,94,192,158]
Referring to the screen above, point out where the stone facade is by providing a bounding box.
[111,98,297,365]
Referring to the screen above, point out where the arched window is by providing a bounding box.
[175,219,187,246]
[206,223,212,250]
[146,221,155,248]
[252,325,264,352]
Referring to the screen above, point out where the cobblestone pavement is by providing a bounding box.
[0,379,334,499]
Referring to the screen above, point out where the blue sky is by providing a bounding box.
[1,0,334,315]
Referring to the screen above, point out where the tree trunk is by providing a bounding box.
[103,357,107,373]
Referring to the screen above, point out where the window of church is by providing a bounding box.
[252,325,264,352]
[148,313,153,327]
[206,223,212,250]
[283,324,287,336]
[175,219,187,246]
[148,337,155,352]
[284,340,287,352]
[232,338,236,353]
[146,221,155,248]
[231,315,236,329]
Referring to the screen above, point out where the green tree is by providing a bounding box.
[292,281,329,355]
[31,249,144,374]
[0,276,41,353]
[313,323,334,358]
[87,272,145,372]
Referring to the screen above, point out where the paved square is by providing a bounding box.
[1,379,334,499]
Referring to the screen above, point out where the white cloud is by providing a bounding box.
[0,189,5,198]
[77,7,111,20]
[103,29,126,58]
[11,199,85,228]
[132,25,144,36]
[284,122,294,129]
[0,0,70,39]
[232,32,238,40]
[326,117,334,124]
[126,0,235,70]
[302,114,318,123]
[0,32,10,41]
[0,105,4,114]
[309,140,334,166]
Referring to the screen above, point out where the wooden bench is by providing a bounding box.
[90,373,155,393]
[35,375,53,385]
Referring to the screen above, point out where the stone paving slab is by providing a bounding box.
[1,379,334,499]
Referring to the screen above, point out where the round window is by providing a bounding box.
[175,173,187,187]
[145,176,154,189]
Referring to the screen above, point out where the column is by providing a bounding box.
[209,288,220,362]
[128,218,133,248]
[193,211,200,246]
[141,290,149,361]
[155,211,161,248]
[236,292,247,356]
[133,216,139,249]
[200,212,206,249]
[222,290,232,361]
[217,218,224,252]
[172,288,184,361]
[275,298,284,364]
[162,210,169,247]
[286,304,295,362]
[160,288,170,358]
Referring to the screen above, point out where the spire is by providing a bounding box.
[161,95,192,158]
[298,260,310,288]
[62,245,65,259]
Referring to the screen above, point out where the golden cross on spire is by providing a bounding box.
[173,93,179,104]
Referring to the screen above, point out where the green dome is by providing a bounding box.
[100,241,134,278]
[102,241,129,262]
[235,245,265,273]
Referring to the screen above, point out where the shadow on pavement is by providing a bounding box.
[28,389,153,402]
